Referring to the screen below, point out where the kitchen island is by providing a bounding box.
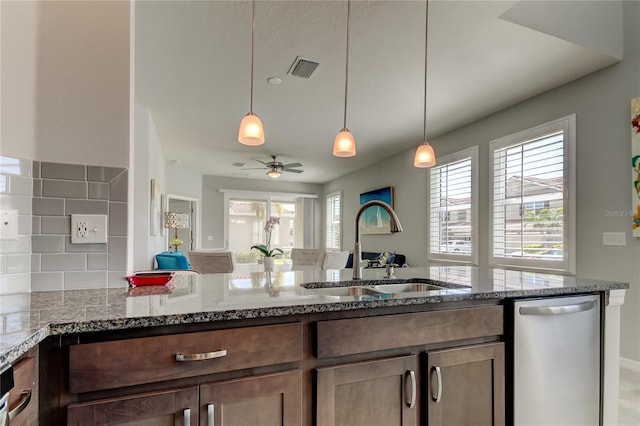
[0,266,628,425]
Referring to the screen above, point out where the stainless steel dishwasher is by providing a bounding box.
[512,294,601,426]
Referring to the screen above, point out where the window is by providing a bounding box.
[429,147,478,263]
[325,191,341,250]
[490,115,575,274]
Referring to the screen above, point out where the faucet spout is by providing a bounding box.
[353,200,403,279]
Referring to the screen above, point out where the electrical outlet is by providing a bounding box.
[71,214,108,244]
[0,210,19,240]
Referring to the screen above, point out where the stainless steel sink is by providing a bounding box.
[370,282,447,293]
[306,286,391,300]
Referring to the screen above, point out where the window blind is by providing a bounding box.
[429,157,473,255]
[325,193,341,250]
[492,130,565,261]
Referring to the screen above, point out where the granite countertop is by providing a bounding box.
[0,266,628,366]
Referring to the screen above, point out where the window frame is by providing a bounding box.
[488,114,576,274]
[427,146,479,265]
[325,190,342,251]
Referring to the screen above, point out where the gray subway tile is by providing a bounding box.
[64,237,107,253]
[0,255,5,274]
[108,236,127,270]
[109,202,127,236]
[0,157,31,177]
[32,179,42,197]
[108,272,128,288]
[41,162,85,180]
[109,170,128,202]
[42,179,87,199]
[0,274,30,294]
[5,254,30,274]
[33,161,40,178]
[41,216,70,234]
[31,272,64,291]
[87,166,125,183]
[0,294,30,313]
[41,253,86,271]
[0,235,30,254]
[32,216,41,234]
[65,199,108,215]
[33,197,65,216]
[87,253,108,270]
[18,214,32,235]
[88,182,109,200]
[1,194,32,214]
[8,175,32,195]
[64,271,107,290]
[32,235,65,253]
[31,254,40,272]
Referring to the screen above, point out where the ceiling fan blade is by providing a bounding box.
[281,162,303,168]
[283,168,304,174]
[242,167,268,170]
[255,160,269,166]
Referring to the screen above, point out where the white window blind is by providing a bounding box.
[325,192,341,250]
[490,115,575,273]
[429,147,477,262]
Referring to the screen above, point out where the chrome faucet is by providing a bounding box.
[352,200,403,279]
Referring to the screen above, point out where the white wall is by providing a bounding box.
[1,1,129,167]
[325,0,640,362]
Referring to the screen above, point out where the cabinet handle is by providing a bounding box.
[519,300,596,316]
[431,366,442,403]
[405,370,416,408]
[183,408,191,425]
[175,349,227,362]
[8,389,32,420]
[207,403,215,426]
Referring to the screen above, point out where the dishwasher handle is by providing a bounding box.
[519,299,596,316]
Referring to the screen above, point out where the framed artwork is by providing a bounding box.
[359,186,394,235]
[632,97,640,236]
[150,179,162,236]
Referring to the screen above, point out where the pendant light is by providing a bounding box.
[414,0,436,168]
[333,0,356,157]
[238,0,265,146]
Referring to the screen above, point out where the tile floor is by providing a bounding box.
[619,367,640,426]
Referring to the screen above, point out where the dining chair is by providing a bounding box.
[187,251,235,273]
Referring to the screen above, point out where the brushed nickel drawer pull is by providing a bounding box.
[431,366,442,403]
[175,349,228,362]
[183,407,191,424]
[207,403,215,426]
[8,389,32,419]
[405,370,416,408]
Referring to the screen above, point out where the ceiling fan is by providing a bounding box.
[243,155,304,178]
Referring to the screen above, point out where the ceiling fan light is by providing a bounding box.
[333,129,356,157]
[267,169,281,178]
[238,112,265,146]
[414,142,436,168]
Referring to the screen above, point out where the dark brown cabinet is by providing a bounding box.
[316,355,418,426]
[200,370,302,426]
[426,342,505,426]
[67,386,199,426]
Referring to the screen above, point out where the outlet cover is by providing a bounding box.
[71,214,108,244]
[0,210,19,240]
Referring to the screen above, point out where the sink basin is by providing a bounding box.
[370,283,447,293]
[305,286,392,300]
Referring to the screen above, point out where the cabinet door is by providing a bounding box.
[199,370,302,426]
[67,386,198,426]
[426,342,505,426]
[316,355,418,426]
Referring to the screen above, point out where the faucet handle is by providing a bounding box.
[385,263,398,278]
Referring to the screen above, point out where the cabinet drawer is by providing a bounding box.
[69,322,303,393]
[9,356,38,426]
[316,306,503,358]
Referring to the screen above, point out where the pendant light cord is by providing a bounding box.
[343,0,351,130]
[250,0,256,113]
[423,0,429,142]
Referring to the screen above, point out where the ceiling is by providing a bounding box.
[135,0,621,184]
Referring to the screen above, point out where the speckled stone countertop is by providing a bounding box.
[0,266,628,366]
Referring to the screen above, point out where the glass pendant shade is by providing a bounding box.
[414,142,436,168]
[267,169,281,178]
[238,112,265,146]
[333,129,356,157]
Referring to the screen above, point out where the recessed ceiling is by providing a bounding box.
[135,0,621,184]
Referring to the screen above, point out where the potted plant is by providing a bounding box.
[251,217,283,271]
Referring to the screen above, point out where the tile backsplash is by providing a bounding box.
[0,157,129,294]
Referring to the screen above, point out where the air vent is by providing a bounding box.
[287,56,320,79]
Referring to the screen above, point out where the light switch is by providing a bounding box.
[71,214,108,244]
[0,210,19,240]
[602,232,626,246]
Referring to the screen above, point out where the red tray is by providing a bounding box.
[126,272,174,286]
